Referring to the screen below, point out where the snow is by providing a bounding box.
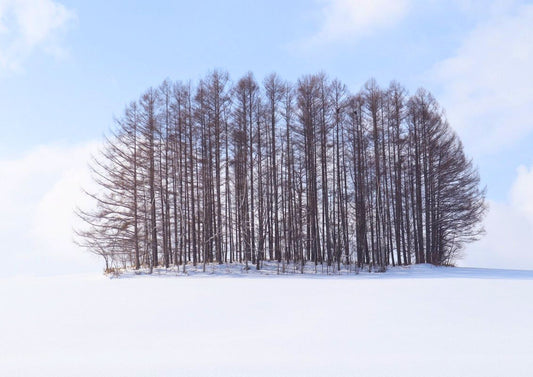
[115,261,533,279]
[1,265,532,376]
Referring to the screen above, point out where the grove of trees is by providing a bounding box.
[76,71,486,273]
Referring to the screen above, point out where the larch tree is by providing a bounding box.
[76,72,486,273]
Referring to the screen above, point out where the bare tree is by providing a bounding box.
[77,73,486,273]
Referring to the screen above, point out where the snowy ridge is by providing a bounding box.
[113,261,533,280]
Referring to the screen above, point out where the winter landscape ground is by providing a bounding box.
[1,264,532,377]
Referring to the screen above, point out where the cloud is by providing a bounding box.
[0,142,102,276]
[0,0,76,73]
[511,165,533,218]
[432,3,533,156]
[304,0,411,46]
[461,164,533,270]
[430,1,533,268]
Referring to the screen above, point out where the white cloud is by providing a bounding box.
[511,165,533,218]
[0,142,101,276]
[461,164,533,269]
[431,1,533,269]
[432,3,533,155]
[0,0,76,73]
[305,0,411,46]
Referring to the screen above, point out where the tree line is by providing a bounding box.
[76,71,486,273]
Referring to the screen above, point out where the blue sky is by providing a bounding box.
[1,0,532,274]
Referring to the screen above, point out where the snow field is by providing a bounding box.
[1,266,532,376]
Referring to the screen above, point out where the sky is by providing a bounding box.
[0,0,532,276]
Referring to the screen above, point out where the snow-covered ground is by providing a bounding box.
[1,265,532,376]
